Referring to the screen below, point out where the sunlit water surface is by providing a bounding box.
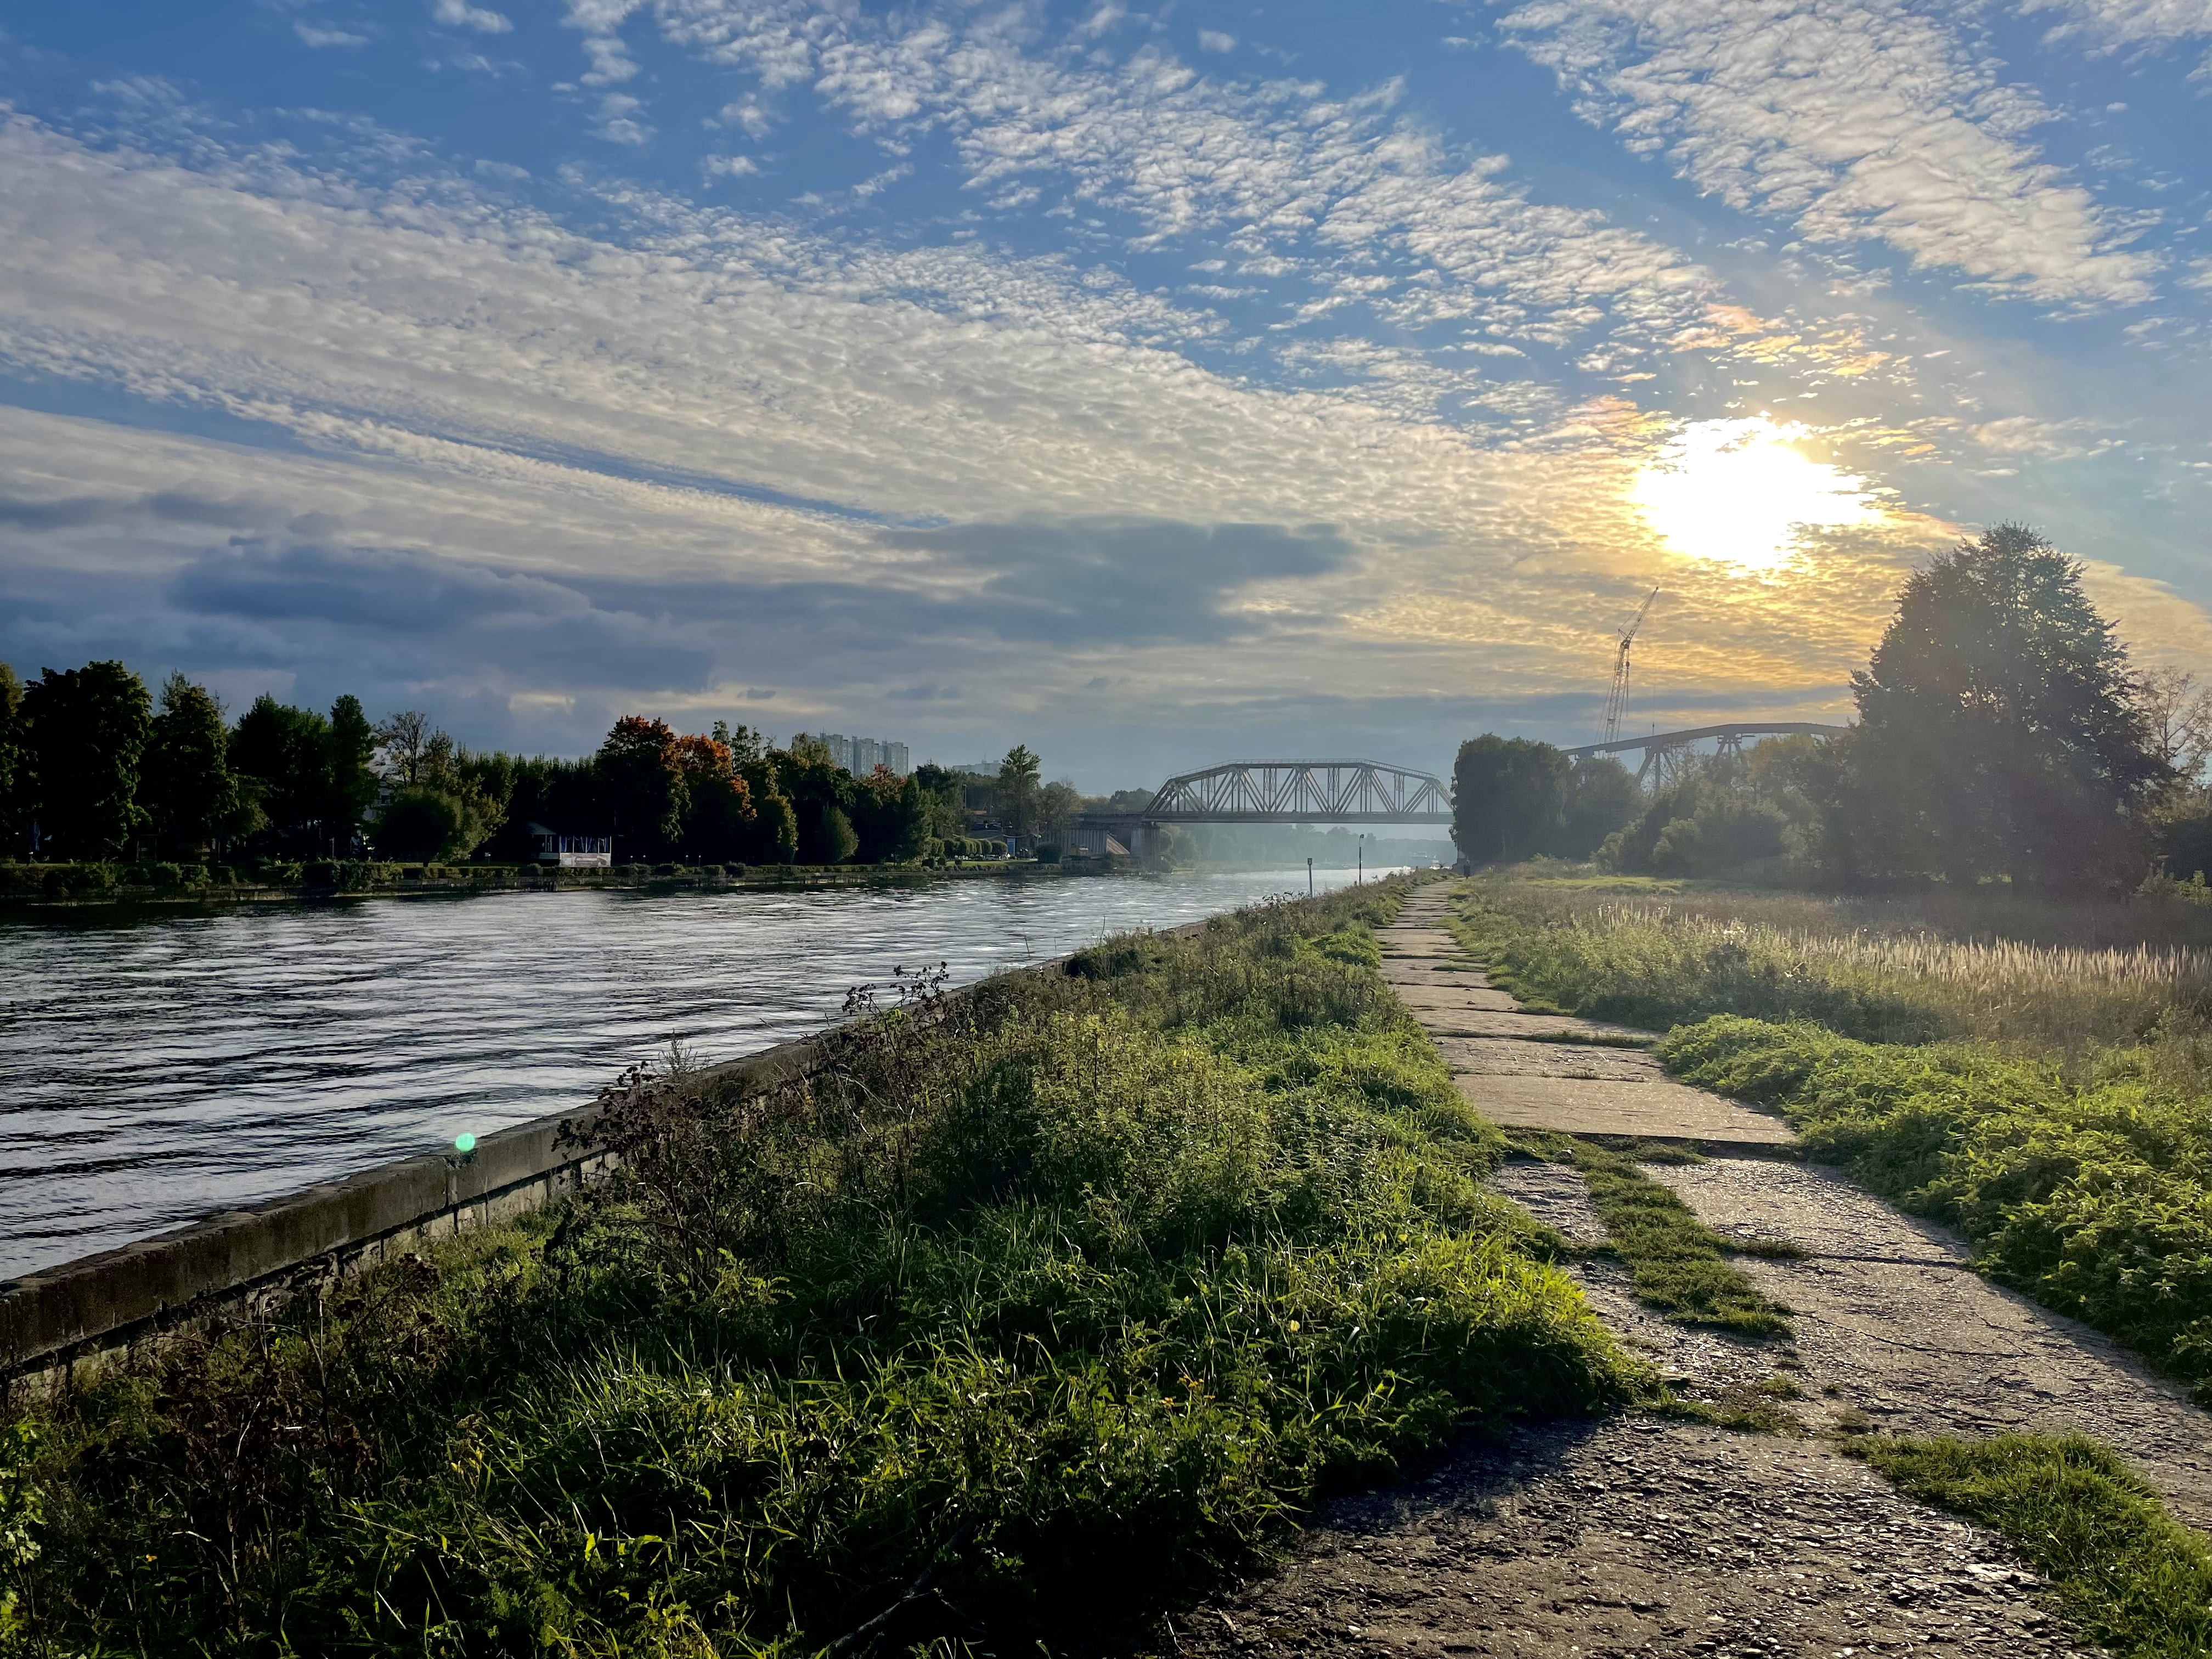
[0,868,1400,1279]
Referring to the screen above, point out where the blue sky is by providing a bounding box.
[2,0,2208,786]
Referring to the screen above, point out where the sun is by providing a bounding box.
[1629,416,1885,571]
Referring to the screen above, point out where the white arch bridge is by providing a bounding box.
[1069,759,1449,859]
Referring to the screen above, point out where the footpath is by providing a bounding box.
[1182,881,2211,1658]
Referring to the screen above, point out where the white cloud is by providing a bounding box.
[295,22,370,47]
[595,92,653,143]
[1494,0,2162,307]
[646,2,1731,362]
[2023,0,2212,46]
[431,0,514,33]
[1198,29,1238,52]
[701,152,759,179]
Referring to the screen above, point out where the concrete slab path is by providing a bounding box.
[1386,884,1796,1149]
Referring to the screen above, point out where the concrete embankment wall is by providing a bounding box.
[0,1035,823,1385]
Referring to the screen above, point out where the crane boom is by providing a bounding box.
[1600,586,1661,746]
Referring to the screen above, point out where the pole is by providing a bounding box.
[1357,839,1363,885]
[1307,856,1313,897]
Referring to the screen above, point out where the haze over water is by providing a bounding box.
[0,870,1395,1280]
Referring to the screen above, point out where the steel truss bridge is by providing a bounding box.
[1565,722,1848,788]
[1145,759,1449,823]
[1070,759,1449,859]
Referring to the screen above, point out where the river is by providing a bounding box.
[0,867,1404,1280]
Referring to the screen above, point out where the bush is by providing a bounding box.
[1660,1015,2212,1401]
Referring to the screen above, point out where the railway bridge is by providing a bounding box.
[1068,759,1449,861]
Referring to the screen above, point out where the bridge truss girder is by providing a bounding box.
[1141,759,1450,824]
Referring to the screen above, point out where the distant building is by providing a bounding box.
[821,734,911,777]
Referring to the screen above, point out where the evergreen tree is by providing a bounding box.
[142,674,236,856]
[323,694,379,853]
[1840,524,2168,884]
[996,744,1041,838]
[22,661,153,860]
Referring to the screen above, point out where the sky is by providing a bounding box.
[1,0,2209,788]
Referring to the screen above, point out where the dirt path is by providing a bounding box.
[1177,880,2209,1657]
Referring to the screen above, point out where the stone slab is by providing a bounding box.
[1422,1008,1655,1043]
[1436,1035,1665,1082]
[1454,1074,1798,1147]
[1393,985,1526,1014]
[1380,961,1491,987]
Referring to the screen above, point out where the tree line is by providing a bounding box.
[0,664,1076,868]
[1453,526,2212,888]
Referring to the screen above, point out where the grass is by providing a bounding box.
[0,877,1638,1658]
[1853,1434,2212,1658]
[1505,1133,1793,1337]
[1451,876,2212,1050]
[1661,1017,2212,1402]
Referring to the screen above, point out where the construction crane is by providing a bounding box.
[1600,586,1661,746]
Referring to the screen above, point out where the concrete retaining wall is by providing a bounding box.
[0,1034,823,1384]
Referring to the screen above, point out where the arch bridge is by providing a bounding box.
[1070,759,1449,859]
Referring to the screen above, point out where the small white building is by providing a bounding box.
[529,823,613,867]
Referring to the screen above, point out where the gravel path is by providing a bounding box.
[1173,882,2208,1656]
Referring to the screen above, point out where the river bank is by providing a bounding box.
[0,873,1640,1656]
[0,854,1087,911]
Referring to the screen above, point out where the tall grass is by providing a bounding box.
[1459,879,2212,1050]
[0,878,1634,1657]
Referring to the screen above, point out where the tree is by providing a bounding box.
[996,744,1041,838]
[1559,758,1640,857]
[373,710,433,787]
[22,661,152,860]
[0,663,21,855]
[323,695,379,852]
[674,731,757,861]
[597,715,689,860]
[232,696,334,853]
[912,764,972,842]
[2137,667,2212,786]
[1840,524,2169,885]
[1451,735,1570,864]
[142,674,237,855]
[374,727,505,861]
[1036,778,1082,848]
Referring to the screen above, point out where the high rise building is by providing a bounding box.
[817,733,910,777]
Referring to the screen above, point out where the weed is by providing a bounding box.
[1509,1133,1792,1336]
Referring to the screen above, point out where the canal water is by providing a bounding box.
[0,868,1401,1280]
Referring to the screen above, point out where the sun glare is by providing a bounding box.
[1630,416,1884,571]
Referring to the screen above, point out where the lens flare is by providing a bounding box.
[1630,416,1883,570]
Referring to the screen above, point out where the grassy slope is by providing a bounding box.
[0,878,1633,1658]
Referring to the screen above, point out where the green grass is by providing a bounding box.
[1660,1016,2212,1403]
[1507,1134,1793,1337]
[1853,1434,2212,1658]
[0,877,1635,1658]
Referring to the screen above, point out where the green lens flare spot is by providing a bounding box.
[454,1132,477,1154]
